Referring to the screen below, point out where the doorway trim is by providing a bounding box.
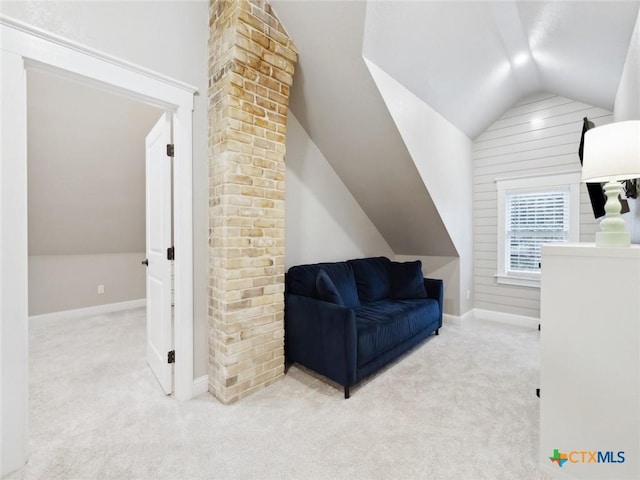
[0,16,197,475]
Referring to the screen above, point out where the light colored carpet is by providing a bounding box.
[7,308,550,480]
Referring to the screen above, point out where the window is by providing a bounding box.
[496,172,581,287]
[507,190,569,272]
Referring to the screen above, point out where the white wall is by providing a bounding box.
[614,9,640,244]
[285,113,393,267]
[28,254,145,316]
[364,58,474,316]
[472,92,612,318]
[0,0,210,377]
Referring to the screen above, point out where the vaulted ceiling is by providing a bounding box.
[272,0,639,256]
[362,1,640,138]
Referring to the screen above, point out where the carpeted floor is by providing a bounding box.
[7,308,550,480]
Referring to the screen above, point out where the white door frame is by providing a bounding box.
[0,16,196,475]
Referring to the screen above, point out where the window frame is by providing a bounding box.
[495,171,581,288]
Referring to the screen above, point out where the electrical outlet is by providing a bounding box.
[97,285,105,294]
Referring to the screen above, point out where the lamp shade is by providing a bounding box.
[582,120,640,183]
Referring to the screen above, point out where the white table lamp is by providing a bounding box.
[582,120,640,247]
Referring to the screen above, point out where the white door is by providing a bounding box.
[144,113,173,394]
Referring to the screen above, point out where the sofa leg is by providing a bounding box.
[344,386,350,399]
[435,328,439,336]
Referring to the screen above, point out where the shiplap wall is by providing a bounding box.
[472,92,612,318]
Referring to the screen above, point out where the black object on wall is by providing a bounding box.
[578,117,629,218]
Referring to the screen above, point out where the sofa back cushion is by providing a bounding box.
[287,262,360,307]
[347,257,392,303]
[388,260,428,300]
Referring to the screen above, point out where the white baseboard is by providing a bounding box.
[192,375,209,397]
[29,299,146,324]
[473,308,540,329]
[443,310,474,325]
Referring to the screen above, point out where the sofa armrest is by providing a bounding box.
[285,293,357,387]
[424,278,444,327]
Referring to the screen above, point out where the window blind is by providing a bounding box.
[506,191,569,273]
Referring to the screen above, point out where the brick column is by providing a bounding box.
[208,0,297,403]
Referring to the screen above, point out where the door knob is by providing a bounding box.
[142,259,149,266]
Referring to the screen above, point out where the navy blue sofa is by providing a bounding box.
[285,256,443,398]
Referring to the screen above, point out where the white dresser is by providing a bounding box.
[539,243,640,479]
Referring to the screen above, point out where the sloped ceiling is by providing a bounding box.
[273,0,639,256]
[27,69,162,256]
[274,1,457,256]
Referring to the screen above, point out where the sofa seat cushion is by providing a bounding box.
[355,299,440,367]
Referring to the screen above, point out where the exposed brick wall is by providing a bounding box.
[208,0,297,404]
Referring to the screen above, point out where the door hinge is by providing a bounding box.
[168,350,175,364]
[167,246,175,261]
[166,144,175,157]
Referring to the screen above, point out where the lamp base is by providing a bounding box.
[595,231,631,247]
[595,180,631,247]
